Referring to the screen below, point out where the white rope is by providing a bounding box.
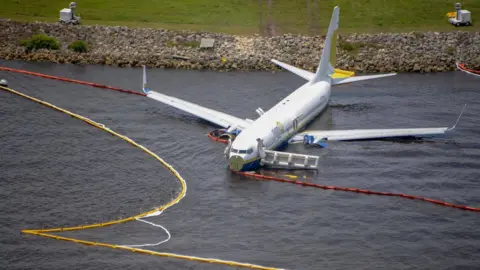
[119,216,171,248]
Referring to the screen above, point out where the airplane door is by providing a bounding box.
[292,117,299,131]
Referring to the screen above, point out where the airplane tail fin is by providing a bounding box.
[271,6,396,85]
[142,65,150,94]
[310,6,340,84]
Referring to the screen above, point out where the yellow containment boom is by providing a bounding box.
[332,68,355,79]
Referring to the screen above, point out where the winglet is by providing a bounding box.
[447,104,467,131]
[142,65,150,94]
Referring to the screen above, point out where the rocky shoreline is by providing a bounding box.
[0,19,479,73]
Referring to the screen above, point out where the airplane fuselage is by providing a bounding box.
[228,80,331,171]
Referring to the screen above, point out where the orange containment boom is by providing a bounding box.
[457,63,480,77]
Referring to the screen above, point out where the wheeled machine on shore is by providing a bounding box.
[59,2,81,25]
[447,3,472,27]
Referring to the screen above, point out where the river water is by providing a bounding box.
[1,60,479,270]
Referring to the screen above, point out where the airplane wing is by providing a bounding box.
[142,66,250,130]
[290,127,450,143]
[289,105,466,144]
[146,91,251,130]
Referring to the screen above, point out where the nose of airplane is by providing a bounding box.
[229,155,244,171]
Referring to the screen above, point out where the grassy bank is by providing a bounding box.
[1,0,479,35]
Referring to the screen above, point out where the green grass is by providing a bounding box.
[338,39,380,56]
[68,40,88,52]
[20,34,60,51]
[1,0,479,35]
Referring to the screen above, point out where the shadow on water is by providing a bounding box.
[330,103,374,112]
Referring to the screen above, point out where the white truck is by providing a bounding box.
[59,2,81,25]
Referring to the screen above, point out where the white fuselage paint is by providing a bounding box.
[229,80,331,171]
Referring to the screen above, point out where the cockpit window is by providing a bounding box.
[232,148,253,155]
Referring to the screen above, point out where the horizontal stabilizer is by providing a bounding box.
[271,59,314,81]
[272,59,395,85]
[332,73,397,85]
[271,59,354,81]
